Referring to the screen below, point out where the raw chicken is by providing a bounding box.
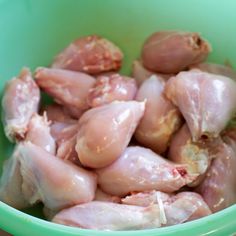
[94,188,121,203]
[42,104,76,123]
[135,75,182,154]
[196,140,236,212]
[57,135,81,166]
[122,190,171,207]
[51,35,123,74]
[165,70,236,141]
[168,124,221,186]
[18,142,97,211]
[0,146,29,209]
[1,68,40,141]
[190,62,236,81]
[122,191,211,225]
[35,67,96,112]
[25,113,56,154]
[50,122,78,144]
[97,146,196,196]
[131,60,172,86]
[76,101,145,168]
[141,31,211,73]
[52,201,161,230]
[87,73,137,107]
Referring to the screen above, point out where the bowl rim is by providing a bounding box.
[0,201,236,235]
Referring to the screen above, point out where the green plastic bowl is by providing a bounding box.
[0,0,236,235]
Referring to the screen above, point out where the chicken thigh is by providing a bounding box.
[1,68,40,141]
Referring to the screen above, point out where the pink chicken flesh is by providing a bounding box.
[165,70,236,141]
[141,31,211,74]
[135,75,182,154]
[25,113,56,154]
[1,142,97,211]
[51,35,123,75]
[42,104,76,124]
[131,60,172,86]
[196,139,236,213]
[52,201,161,230]
[97,146,196,196]
[1,68,40,141]
[76,101,145,168]
[190,62,236,81]
[0,146,29,209]
[122,191,211,225]
[94,188,121,203]
[168,124,221,186]
[87,73,137,107]
[35,67,96,112]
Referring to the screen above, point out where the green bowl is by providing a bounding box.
[0,0,236,235]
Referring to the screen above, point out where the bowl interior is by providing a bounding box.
[0,0,236,235]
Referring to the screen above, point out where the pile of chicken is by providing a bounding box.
[1,31,236,231]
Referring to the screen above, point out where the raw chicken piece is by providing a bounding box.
[25,113,56,154]
[42,104,76,123]
[35,67,96,111]
[76,101,145,168]
[87,73,137,107]
[122,191,211,225]
[141,31,211,73]
[222,127,236,149]
[168,124,221,186]
[94,188,121,203]
[57,135,82,166]
[18,142,97,211]
[50,122,80,165]
[165,70,236,141]
[190,62,236,81]
[97,146,196,196]
[52,201,161,230]
[131,60,172,86]
[51,35,123,74]
[1,68,40,141]
[50,122,78,144]
[135,75,182,154]
[0,146,29,209]
[196,141,236,212]
[122,190,171,207]
[164,192,211,225]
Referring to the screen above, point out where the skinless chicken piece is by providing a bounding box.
[57,135,82,166]
[168,124,221,186]
[122,191,211,225]
[50,122,78,144]
[135,75,182,154]
[141,31,211,74]
[195,140,236,212]
[190,62,236,81]
[131,60,172,86]
[1,68,40,141]
[25,113,56,154]
[97,146,196,196]
[50,122,81,165]
[35,67,96,112]
[42,104,76,123]
[0,146,29,209]
[52,201,162,230]
[94,188,121,203]
[165,70,236,141]
[122,190,171,206]
[51,35,123,74]
[76,101,145,168]
[18,142,97,211]
[87,73,138,107]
